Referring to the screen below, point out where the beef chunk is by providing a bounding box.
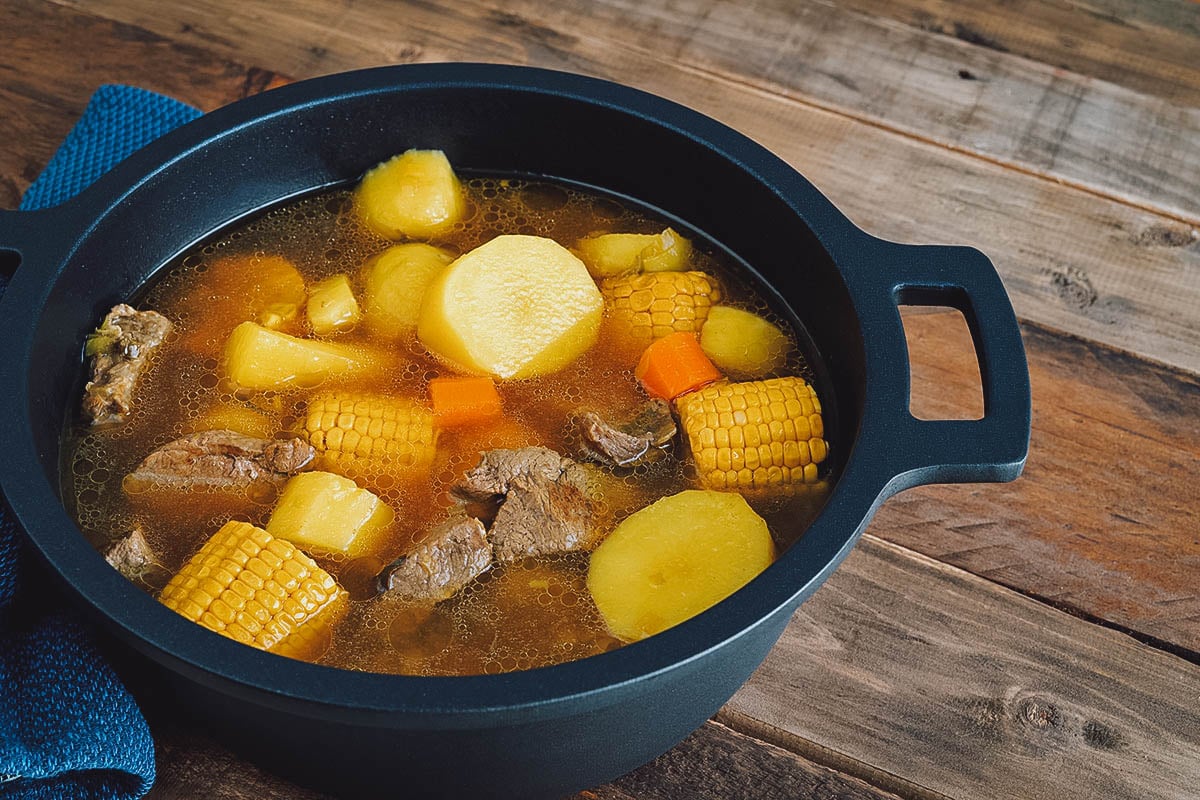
[104,525,155,577]
[454,447,598,563]
[83,304,173,425]
[126,429,315,491]
[103,525,168,588]
[577,399,677,467]
[377,516,493,602]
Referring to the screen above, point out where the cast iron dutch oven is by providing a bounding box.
[0,64,1030,798]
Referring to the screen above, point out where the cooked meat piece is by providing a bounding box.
[126,429,315,491]
[377,516,493,602]
[577,399,677,467]
[104,525,155,578]
[103,525,169,589]
[454,447,598,563]
[82,304,173,425]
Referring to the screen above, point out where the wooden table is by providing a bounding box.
[4,1,1198,798]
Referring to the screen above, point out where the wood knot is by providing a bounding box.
[1132,224,1197,248]
[1082,720,1124,751]
[1049,267,1097,310]
[1018,697,1063,731]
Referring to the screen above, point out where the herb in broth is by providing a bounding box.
[64,150,830,676]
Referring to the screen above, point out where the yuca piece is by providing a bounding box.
[356,149,465,239]
[587,490,775,642]
[575,227,692,278]
[306,274,360,336]
[267,471,394,559]
[418,235,604,379]
[223,321,374,390]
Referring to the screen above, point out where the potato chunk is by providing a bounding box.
[418,235,604,379]
[361,243,455,338]
[356,149,465,239]
[575,227,691,278]
[223,321,371,390]
[587,490,774,642]
[267,471,394,558]
[307,274,360,335]
[699,306,790,378]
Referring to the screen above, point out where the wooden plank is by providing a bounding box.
[723,534,1200,800]
[895,310,1200,652]
[834,0,1200,106]
[147,719,904,800]
[506,0,1200,224]
[0,0,287,208]
[63,0,1200,375]
[26,0,1200,651]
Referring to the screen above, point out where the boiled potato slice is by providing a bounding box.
[575,227,692,278]
[307,274,360,336]
[699,306,790,379]
[418,235,604,379]
[587,490,774,642]
[267,471,394,558]
[362,243,455,338]
[356,149,465,240]
[223,321,371,390]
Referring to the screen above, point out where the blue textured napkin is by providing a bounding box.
[1,84,202,800]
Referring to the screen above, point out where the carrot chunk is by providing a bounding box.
[635,332,723,401]
[429,376,503,427]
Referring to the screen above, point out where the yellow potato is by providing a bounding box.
[356,149,465,240]
[307,274,360,335]
[223,321,371,390]
[587,490,775,642]
[699,306,790,379]
[638,227,692,273]
[361,243,455,338]
[418,235,604,379]
[267,471,394,558]
[575,232,659,277]
[186,404,275,439]
[574,227,692,278]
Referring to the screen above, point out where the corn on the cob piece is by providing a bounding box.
[677,376,827,494]
[304,392,437,482]
[159,521,347,659]
[602,271,721,345]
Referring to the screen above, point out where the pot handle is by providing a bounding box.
[0,207,74,296]
[863,243,1031,495]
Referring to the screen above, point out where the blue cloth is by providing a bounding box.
[2,85,202,799]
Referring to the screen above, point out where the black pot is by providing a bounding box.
[0,64,1029,798]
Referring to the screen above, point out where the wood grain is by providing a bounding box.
[0,1,287,209]
[147,719,904,800]
[724,534,1200,800]
[836,0,1200,105]
[500,0,1200,223]
[895,310,1200,652]
[64,0,1200,375]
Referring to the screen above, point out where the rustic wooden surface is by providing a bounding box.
[3,1,1198,798]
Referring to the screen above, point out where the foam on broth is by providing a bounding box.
[62,176,829,676]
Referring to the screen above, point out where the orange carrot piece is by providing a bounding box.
[429,376,503,427]
[635,332,723,400]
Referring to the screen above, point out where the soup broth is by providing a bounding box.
[63,173,830,676]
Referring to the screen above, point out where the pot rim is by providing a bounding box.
[0,63,1027,725]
